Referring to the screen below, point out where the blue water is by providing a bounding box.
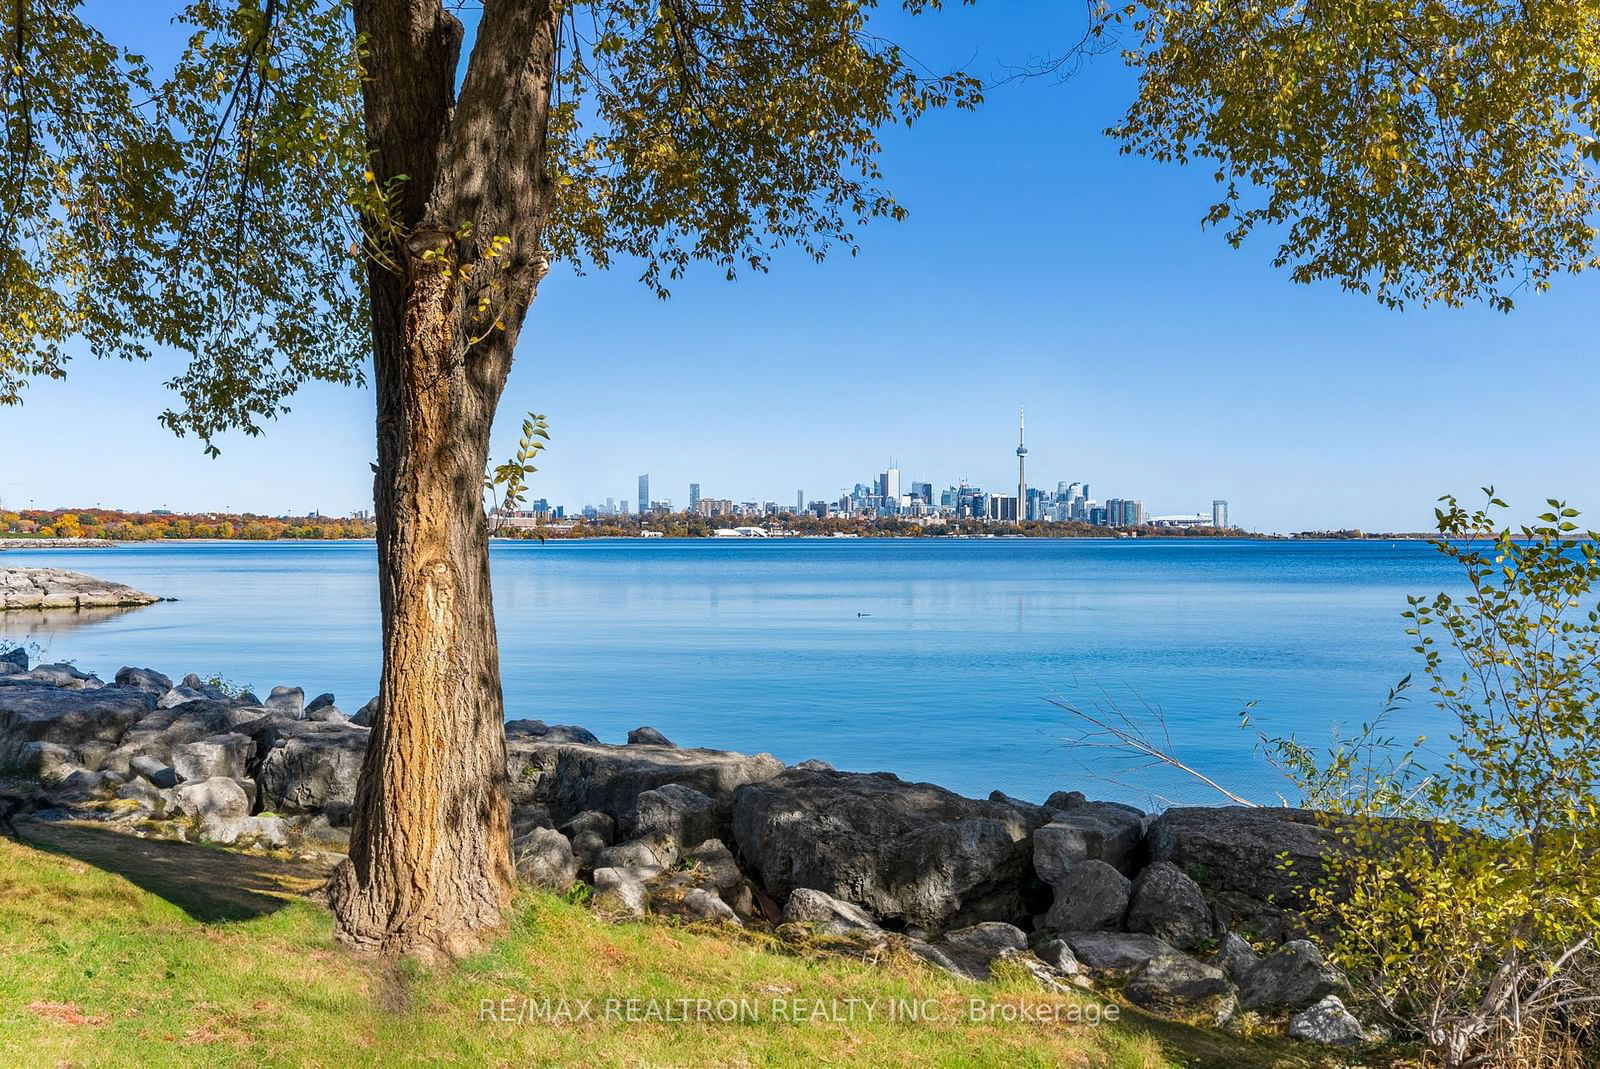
[0,539,1460,807]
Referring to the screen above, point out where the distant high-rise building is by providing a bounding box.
[689,483,701,512]
[878,465,901,503]
[1106,499,1146,528]
[910,481,933,505]
[796,490,804,512]
[987,495,1019,522]
[1212,499,1229,528]
[638,474,649,515]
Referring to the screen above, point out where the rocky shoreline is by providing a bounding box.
[0,648,1373,1049]
[0,567,164,610]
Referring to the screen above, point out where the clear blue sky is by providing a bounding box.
[4,2,1596,532]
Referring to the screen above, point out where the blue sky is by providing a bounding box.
[3,2,1596,532]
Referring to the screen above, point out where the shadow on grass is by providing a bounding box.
[11,818,337,923]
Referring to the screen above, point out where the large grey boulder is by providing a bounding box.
[0,683,155,766]
[127,753,178,789]
[156,685,208,709]
[592,865,660,918]
[732,768,1045,930]
[171,733,254,784]
[304,693,337,714]
[1124,953,1236,1024]
[681,839,753,916]
[1238,939,1345,1013]
[351,696,378,727]
[1147,806,1351,939]
[627,726,676,747]
[515,826,578,890]
[1209,931,1262,981]
[14,740,74,781]
[783,887,882,935]
[264,686,305,719]
[114,666,173,696]
[170,776,249,822]
[28,663,105,689]
[1040,859,1130,932]
[1063,931,1176,979]
[507,737,783,832]
[1034,794,1146,879]
[110,699,267,768]
[594,839,664,870]
[627,782,720,857]
[1125,861,1213,950]
[505,719,600,744]
[0,646,27,672]
[933,922,1029,981]
[1289,995,1366,1045]
[253,719,368,819]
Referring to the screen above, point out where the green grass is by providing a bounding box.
[0,830,1344,1067]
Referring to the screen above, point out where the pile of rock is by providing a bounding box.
[0,568,163,610]
[0,652,1376,1048]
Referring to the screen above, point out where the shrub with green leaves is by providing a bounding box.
[1258,491,1600,1067]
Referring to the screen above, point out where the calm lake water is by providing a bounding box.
[0,538,1461,807]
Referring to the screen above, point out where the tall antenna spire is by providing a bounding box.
[1016,404,1028,522]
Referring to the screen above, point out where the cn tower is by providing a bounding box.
[1016,405,1027,520]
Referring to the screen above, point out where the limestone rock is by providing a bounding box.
[0,568,160,610]
[627,726,676,747]
[170,776,249,822]
[592,865,660,918]
[1124,953,1237,1025]
[1209,931,1261,981]
[0,683,154,766]
[1125,861,1213,950]
[1238,940,1345,1013]
[732,767,1045,930]
[1041,859,1130,932]
[1289,994,1366,1045]
[264,686,305,719]
[515,826,578,891]
[171,733,254,784]
[627,782,719,856]
[782,887,882,935]
[114,666,173,696]
[594,839,664,870]
[253,719,368,820]
[934,922,1029,981]
[1063,931,1177,980]
[1034,798,1146,882]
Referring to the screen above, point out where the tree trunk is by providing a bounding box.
[327,241,515,961]
[327,0,559,959]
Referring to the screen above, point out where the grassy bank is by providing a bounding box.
[0,825,1340,1067]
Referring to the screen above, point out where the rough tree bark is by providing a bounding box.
[326,0,560,960]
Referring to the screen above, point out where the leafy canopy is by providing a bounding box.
[1107,0,1600,310]
[0,0,979,449]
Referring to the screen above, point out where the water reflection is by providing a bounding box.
[1,603,156,640]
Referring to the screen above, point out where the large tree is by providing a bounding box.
[0,0,976,958]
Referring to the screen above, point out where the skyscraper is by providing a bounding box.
[796,490,804,512]
[638,474,649,514]
[689,483,701,512]
[1212,499,1229,528]
[878,466,900,503]
[1016,405,1028,514]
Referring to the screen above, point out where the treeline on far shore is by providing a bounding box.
[1,509,375,541]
